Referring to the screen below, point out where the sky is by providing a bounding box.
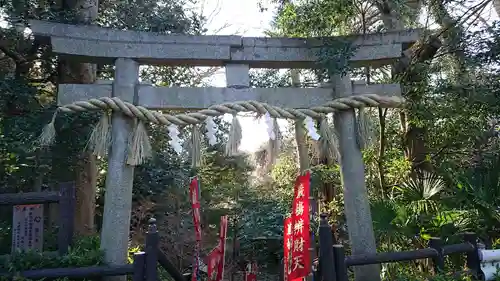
[194,0,278,153]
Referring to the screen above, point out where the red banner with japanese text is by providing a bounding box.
[207,246,221,281]
[216,215,228,281]
[189,177,202,281]
[284,172,311,281]
[283,217,292,281]
[245,261,258,281]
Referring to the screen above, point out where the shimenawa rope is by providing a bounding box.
[38,94,405,166]
[50,94,403,125]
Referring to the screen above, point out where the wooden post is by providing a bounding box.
[133,252,146,281]
[332,245,348,281]
[158,249,187,281]
[100,58,139,281]
[58,182,75,255]
[428,237,444,273]
[331,74,379,281]
[319,214,336,281]
[464,232,481,279]
[145,218,159,281]
[279,258,284,281]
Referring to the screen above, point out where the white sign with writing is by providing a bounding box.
[12,204,44,252]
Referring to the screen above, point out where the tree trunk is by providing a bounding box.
[428,0,468,81]
[376,0,442,176]
[58,0,99,236]
[377,108,387,197]
[495,0,500,18]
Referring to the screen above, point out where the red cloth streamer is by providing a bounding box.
[283,217,291,281]
[207,215,228,281]
[283,172,311,281]
[216,215,228,281]
[190,177,202,281]
[245,262,258,281]
[207,246,221,281]
[190,177,202,241]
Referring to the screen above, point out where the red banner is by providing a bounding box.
[284,172,311,281]
[206,215,228,281]
[190,177,202,281]
[190,177,202,241]
[207,246,221,281]
[283,217,291,281]
[245,261,258,281]
[216,215,228,281]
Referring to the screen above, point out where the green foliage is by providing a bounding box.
[98,0,203,34]
[0,77,51,190]
[443,150,500,241]
[0,0,208,198]
[394,172,445,222]
[0,0,224,273]
[271,154,298,191]
[274,0,355,37]
[384,271,476,281]
[2,236,103,281]
[1,236,179,281]
[270,0,358,76]
[261,0,500,274]
[250,69,291,88]
[316,38,358,77]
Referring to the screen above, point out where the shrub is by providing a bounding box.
[1,236,103,281]
[2,236,178,281]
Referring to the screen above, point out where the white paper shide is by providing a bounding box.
[205,117,217,145]
[304,116,320,140]
[167,124,182,154]
[264,112,276,140]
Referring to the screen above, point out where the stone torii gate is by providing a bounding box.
[30,20,419,281]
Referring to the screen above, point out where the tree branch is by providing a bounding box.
[0,35,26,64]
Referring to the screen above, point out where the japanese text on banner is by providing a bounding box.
[285,172,311,281]
[283,217,292,281]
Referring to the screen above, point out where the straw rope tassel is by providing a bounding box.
[225,114,242,156]
[37,109,59,146]
[126,119,152,165]
[37,94,405,158]
[87,111,111,157]
[267,118,281,166]
[356,108,371,150]
[319,118,340,162]
[190,124,202,168]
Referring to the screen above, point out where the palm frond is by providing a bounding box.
[394,171,445,218]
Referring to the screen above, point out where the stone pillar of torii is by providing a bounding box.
[30,19,420,281]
